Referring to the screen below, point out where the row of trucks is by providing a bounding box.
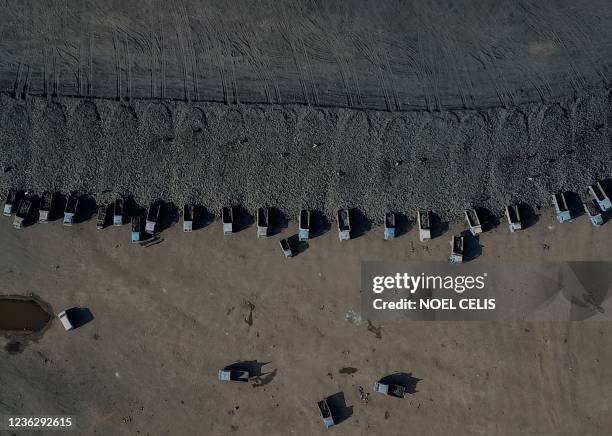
[4,181,611,240]
[3,190,79,227]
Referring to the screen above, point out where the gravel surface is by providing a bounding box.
[1,92,611,222]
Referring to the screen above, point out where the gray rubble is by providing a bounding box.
[1,92,611,223]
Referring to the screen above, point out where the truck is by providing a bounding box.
[96,204,108,230]
[39,191,53,223]
[450,235,464,264]
[418,210,431,242]
[374,381,406,399]
[218,368,250,382]
[63,194,79,226]
[552,193,571,223]
[131,216,143,243]
[279,239,293,258]
[183,204,194,232]
[222,207,233,235]
[299,209,310,241]
[384,212,396,240]
[57,310,75,331]
[583,200,603,227]
[337,209,351,241]
[257,207,269,238]
[317,399,335,428]
[13,199,32,229]
[505,204,522,232]
[3,189,17,216]
[589,182,611,212]
[146,202,161,235]
[465,209,482,236]
[113,198,124,226]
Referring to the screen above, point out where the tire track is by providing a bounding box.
[170,0,192,101]
[278,10,311,106]
[519,2,588,96]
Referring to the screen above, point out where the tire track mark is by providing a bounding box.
[277,7,311,106]
[176,0,199,100]
[309,2,363,108]
[170,0,191,101]
[519,2,588,96]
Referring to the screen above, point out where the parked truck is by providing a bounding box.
[113,198,124,226]
[374,381,406,399]
[505,204,522,232]
[222,207,233,235]
[3,189,17,216]
[39,191,53,223]
[63,194,79,226]
[584,200,603,227]
[257,207,269,238]
[299,209,310,241]
[218,368,250,383]
[183,204,194,232]
[337,209,351,241]
[384,212,396,240]
[317,399,335,428]
[279,239,293,258]
[589,182,611,212]
[146,202,161,235]
[13,199,32,229]
[131,216,143,243]
[96,204,108,230]
[450,235,464,264]
[552,193,571,223]
[465,209,482,236]
[418,210,431,242]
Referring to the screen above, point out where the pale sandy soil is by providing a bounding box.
[1,210,611,436]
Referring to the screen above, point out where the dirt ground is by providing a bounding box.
[2,1,612,110]
[1,210,612,436]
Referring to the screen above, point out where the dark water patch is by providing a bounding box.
[0,295,52,332]
[5,340,25,354]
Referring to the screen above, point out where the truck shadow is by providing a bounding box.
[233,206,254,233]
[193,204,214,231]
[268,207,287,237]
[430,212,448,239]
[519,203,539,229]
[287,234,308,256]
[564,191,585,219]
[75,194,97,224]
[394,212,413,238]
[310,210,330,238]
[325,391,353,425]
[349,208,370,239]
[475,207,499,232]
[156,201,179,233]
[461,230,482,261]
[64,307,95,329]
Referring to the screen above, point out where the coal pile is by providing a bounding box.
[0,92,611,223]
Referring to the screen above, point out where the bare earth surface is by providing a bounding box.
[1,211,611,436]
[2,0,612,110]
[1,2,612,435]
